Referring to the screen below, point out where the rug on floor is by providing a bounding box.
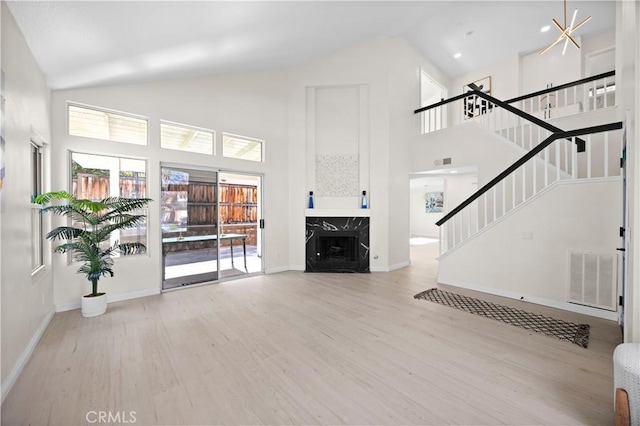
[414,288,590,348]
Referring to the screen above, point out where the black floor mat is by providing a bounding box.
[414,288,590,348]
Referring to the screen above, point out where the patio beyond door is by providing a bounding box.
[161,167,263,290]
[161,167,219,289]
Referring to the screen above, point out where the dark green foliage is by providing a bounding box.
[35,191,152,296]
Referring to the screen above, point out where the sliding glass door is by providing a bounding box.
[218,172,263,279]
[160,166,264,289]
[161,166,219,289]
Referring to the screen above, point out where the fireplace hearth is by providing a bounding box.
[306,217,369,273]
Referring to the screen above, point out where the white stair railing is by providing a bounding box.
[437,122,623,256]
[507,71,616,119]
[419,72,616,178]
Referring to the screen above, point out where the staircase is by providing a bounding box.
[412,71,624,318]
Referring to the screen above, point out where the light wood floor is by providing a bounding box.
[2,243,622,425]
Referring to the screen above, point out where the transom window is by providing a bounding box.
[68,104,148,145]
[222,133,264,162]
[160,121,214,155]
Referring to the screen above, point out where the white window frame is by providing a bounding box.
[160,120,215,155]
[222,132,265,163]
[30,141,45,275]
[70,151,149,259]
[67,102,149,146]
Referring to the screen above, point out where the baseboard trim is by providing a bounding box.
[389,261,410,271]
[1,308,55,404]
[55,288,161,313]
[266,265,291,274]
[370,261,411,272]
[288,264,305,272]
[108,288,160,304]
[439,278,618,321]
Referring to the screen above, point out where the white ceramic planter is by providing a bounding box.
[81,293,107,318]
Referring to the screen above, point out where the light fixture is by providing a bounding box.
[540,0,591,55]
[453,52,462,59]
[540,25,550,32]
[450,170,458,174]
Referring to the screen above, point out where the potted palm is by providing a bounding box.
[35,190,152,317]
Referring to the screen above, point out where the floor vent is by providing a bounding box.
[568,250,617,311]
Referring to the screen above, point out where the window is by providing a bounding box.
[71,152,147,255]
[31,142,44,272]
[68,104,148,145]
[160,121,214,155]
[222,133,264,162]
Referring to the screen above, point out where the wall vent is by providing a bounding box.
[568,250,617,311]
[434,157,452,166]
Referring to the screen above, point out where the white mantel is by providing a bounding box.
[305,209,370,217]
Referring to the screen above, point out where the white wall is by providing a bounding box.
[50,69,290,310]
[1,1,53,397]
[616,0,640,342]
[438,178,621,319]
[520,37,582,96]
[443,174,478,213]
[410,177,443,238]
[453,54,520,100]
[583,29,615,76]
[411,122,530,185]
[387,38,450,270]
[287,36,448,271]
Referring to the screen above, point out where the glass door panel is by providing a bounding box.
[161,166,218,289]
[218,172,263,279]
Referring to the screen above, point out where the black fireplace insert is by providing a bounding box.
[305,217,369,273]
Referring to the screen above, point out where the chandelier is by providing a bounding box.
[540,0,592,55]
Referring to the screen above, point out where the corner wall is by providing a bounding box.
[50,70,290,310]
[1,2,53,399]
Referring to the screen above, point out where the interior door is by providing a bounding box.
[161,166,218,289]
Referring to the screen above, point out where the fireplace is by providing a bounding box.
[306,217,369,273]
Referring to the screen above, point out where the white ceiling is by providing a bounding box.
[6,1,616,90]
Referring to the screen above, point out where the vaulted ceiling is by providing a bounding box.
[6,1,616,90]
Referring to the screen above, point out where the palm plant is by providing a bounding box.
[35,190,152,297]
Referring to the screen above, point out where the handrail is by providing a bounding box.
[461,84,586,151]
[435,121,623,227]
[504,70,615,104]
[414,70,615,114]
[414,92,468,114]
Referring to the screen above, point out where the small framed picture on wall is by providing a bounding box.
[425,192,443,213]
[463,76,492,119]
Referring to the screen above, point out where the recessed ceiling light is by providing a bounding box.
[450,170,458,174]
[453,52,462,59]
[541,25,551,32]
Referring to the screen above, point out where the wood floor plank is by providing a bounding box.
[1,243,621,425]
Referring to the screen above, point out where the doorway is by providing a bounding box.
[160,166,263,290]
[420,70,448,133]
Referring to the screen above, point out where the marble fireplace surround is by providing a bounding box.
[305,216,370,273]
